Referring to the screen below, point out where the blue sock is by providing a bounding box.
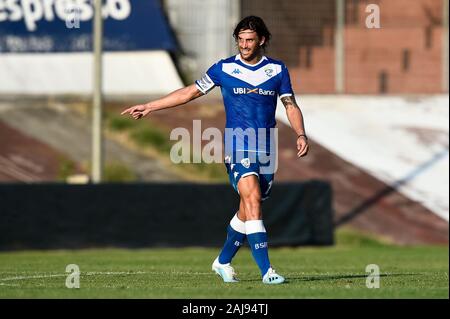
[218,214,246,264]
[246,220,271,277]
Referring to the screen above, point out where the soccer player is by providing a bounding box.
[121,16,309,284]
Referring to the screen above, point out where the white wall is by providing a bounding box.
[0,51,183,95]
[276,95,450,222]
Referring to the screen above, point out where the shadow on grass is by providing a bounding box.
[296,273,418,282]
[239,273,419,283]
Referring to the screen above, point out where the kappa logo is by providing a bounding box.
[232,68,243,75]
[241,158,251,169]
[234,171,239,179]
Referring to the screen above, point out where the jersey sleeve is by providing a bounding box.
[278,64,294,98]
[195,61,222,94]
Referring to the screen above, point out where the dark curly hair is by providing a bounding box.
[233,16,272,50]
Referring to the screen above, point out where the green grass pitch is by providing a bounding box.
[0,230,448,298]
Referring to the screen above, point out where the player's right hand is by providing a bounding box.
[120,104,151,120]
[297,136,309,158]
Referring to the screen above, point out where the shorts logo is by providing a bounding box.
[241,158,250,169]
[234,171,239,179]
[265,181,273,195]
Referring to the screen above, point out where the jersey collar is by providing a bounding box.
[235,54,268,67]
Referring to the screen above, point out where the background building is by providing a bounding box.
[166,0,448,94]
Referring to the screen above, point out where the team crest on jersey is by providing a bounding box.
[265,68,274,77]
[241,158,251,168]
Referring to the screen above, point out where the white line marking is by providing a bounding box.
[0,271,211,282]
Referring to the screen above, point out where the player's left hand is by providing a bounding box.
[297,136,309,157]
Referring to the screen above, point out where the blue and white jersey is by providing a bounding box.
[195,54,294,155]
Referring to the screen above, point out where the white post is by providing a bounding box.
[443,0,449,93]
[229,0,241,55]
[92,0,103,183]
[335,0,345,93]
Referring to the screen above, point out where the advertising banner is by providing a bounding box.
[0,0,177,52]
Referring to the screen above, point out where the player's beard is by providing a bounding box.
[239,45,262,62]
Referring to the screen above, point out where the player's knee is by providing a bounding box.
[242,191,261,205]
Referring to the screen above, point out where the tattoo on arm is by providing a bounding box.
[281,96,299,110]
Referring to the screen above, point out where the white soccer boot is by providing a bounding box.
[262,267,285,284]
[212,257,239,283]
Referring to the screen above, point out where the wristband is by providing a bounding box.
[297,134,308,140]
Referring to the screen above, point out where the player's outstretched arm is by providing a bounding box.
[281,95,309,158]
[121,84,204,120]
